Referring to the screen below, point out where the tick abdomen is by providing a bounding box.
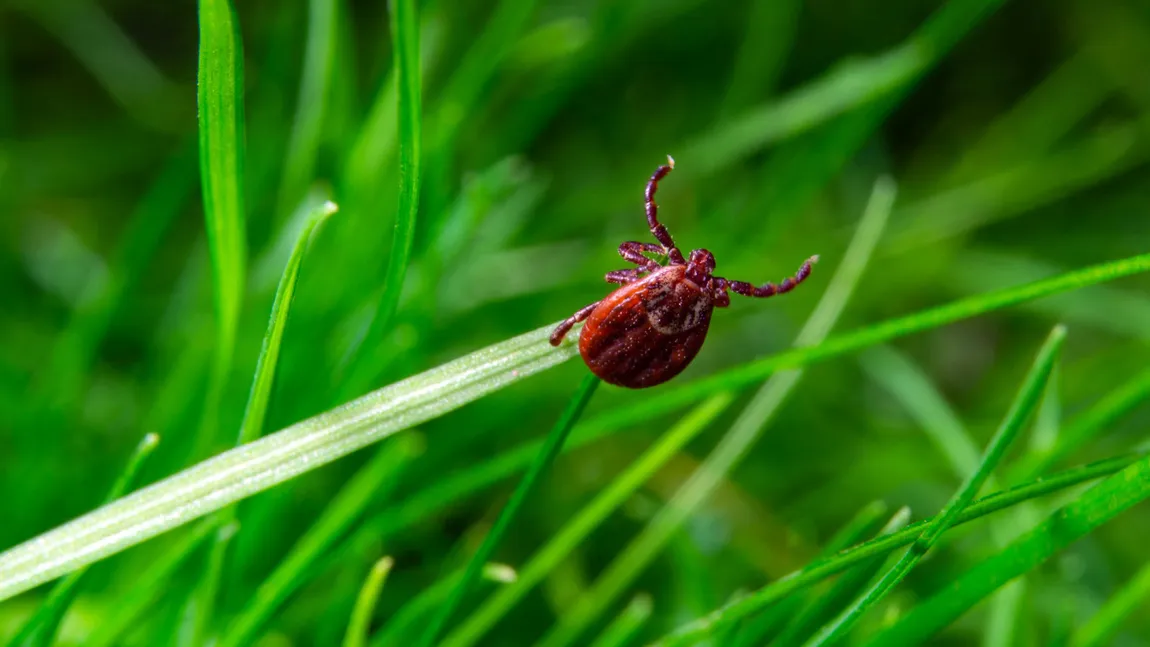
[579,266,713,388]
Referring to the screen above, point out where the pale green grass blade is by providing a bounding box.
[648,453,1143,646]
[805,325,1066,646]
[717,0,800,118]
[197,0,248,452]
[537,176,897,647]
[0,323,577,602]
[419,374,600,647]
[863,452,1150,646]
[588,595,653,647]
[273,0,338,226]
[343,0,422,395]
[1070,558,1150,647]
[6,433,159,647]
[344,556,394,647]
[218,436,420,647]
[85,518,225,647]
[770,508,911,647]
[440,393,735,647]
[683,0,1006,174]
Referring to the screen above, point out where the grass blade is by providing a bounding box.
[1070,558,1150,647]
[344,556,394,647]
[537,175,897,647]
[649,453,1144,646]
[419,374,601,647]
[197,0,248,453]
[864,451,1150,646]
[804,325,1066,646]
[0,323,578,602]
[6,433,159,647]
[218,435,420,647]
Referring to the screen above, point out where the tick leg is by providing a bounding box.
[606,268,646,285]
[617,241,664,271]
[645,156,687,265]
[550,301,599,346]
[717,255,819,299]
[713,286,731,307]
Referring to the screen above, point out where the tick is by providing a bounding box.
[549,156,818,389]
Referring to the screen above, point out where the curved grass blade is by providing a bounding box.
[180,196,337,645]
[440,392,735,647]
[344,556,394,647]
[648,453,1144,646]
[5,433,159,647]
[419,374,600,647]
[218,435,420,647]
[197,0,248,454]
[804,325,1066,646]
[536,175,896,647]
[0,323,578,602]
[862,451,1150,646]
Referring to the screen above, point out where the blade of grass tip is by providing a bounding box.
[218,435,421,647]
[771,508,912,647]
[440,393,734,647]
[803,325,1067,647]
[419,374,601,647]
[1069,557,1150,647]
[1012,364,1150,482]
[273,0,338,229]
[579,250,1150,443]
[85,517,225,647]
[729,501,892,647]
[344,556,394,647]
[589,594,653,647]
[649,453,1144,646]
[368,563,516,647]
[196,0,248,456]
[6,433,160,647]
[179,197,337,646]
[536,174,896,647]
[341,0,421,397]
[864,450,1150,646]
[0,321,578,602]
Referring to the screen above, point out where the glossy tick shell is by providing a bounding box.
[550,156,817,389]
[579,264,712,388]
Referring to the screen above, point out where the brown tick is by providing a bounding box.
[549,156,818,389]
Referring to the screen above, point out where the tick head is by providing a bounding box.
[686,248,716,284]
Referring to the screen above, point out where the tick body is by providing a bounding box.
[550,156,818,389]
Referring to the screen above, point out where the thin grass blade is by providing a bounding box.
[344,556,394,647]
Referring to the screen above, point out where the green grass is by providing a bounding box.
[4,0,1150,645]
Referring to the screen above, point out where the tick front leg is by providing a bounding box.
[550,301,600,346]
[712,286,731,307]
[645,156,686,265]
[617,241,664,272]
[718,255,819,299]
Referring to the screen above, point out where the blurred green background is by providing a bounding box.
[3,0,1150,645]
